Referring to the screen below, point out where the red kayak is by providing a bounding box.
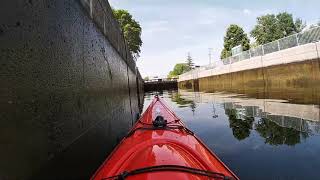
[91,95,239,180]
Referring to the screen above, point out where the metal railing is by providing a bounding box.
[198,25,320,71]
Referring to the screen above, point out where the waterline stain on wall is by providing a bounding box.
[179,59,320,105]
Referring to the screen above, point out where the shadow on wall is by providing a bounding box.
[0,0,143,179]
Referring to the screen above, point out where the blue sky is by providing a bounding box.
[109,0,319,77]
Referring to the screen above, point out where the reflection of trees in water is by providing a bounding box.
[225,109,254,140]
[169,92,197,114]
[224,102,314,145]
[314,122,320,134]
[225,107,310,145]
[170,92,193,106]
[255,118,309,146]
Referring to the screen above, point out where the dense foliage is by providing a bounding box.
[220,24,250,59]
[113,9,142,58]
[168,53,195,78]
[250,12,306,45]
[168,63,190,78]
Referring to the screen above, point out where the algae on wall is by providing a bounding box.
[179,59,320,105]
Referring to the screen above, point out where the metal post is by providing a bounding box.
[208,48,212,65]
[262,45,265,56]
[296,33,300,46]
[277,40,280,51]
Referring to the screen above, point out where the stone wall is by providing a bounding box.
[0,0,143,179]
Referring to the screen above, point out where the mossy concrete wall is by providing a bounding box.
[0,0,143,179]
[179,42,320,105]
[179,59,320,105]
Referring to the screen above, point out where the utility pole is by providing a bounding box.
[208,48,213,64]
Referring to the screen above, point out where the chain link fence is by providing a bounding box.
[219,25,320,66]
[181,25,320,80]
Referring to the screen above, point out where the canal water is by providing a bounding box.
[143,90,320,180]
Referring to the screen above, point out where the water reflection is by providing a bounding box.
[255,118,309,146]
[169,92,194,107]
[144,90,320,179]
[223,101,313,145]
[147,90,320,144]
[225,108,254,141]
[181,90,320,135]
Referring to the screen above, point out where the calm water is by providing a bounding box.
[143,90,320,180]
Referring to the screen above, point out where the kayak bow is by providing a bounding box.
[91,95,239,180]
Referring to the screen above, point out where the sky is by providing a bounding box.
[109,0,320,78]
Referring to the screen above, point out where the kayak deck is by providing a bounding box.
[91,96,239,180]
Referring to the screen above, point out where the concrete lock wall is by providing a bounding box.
[0,0,143,179]
[179,42,320,105]
[179,42,320,82]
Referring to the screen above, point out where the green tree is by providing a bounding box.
[294,18,306,32]
[186,53,194,69]
[220,49,231,59]
[143,76,149,81]
[220,24,250,59]
[168,63,190,78]
[113,9,142,58]
[250,41,259,48]
[251,12,305,45]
